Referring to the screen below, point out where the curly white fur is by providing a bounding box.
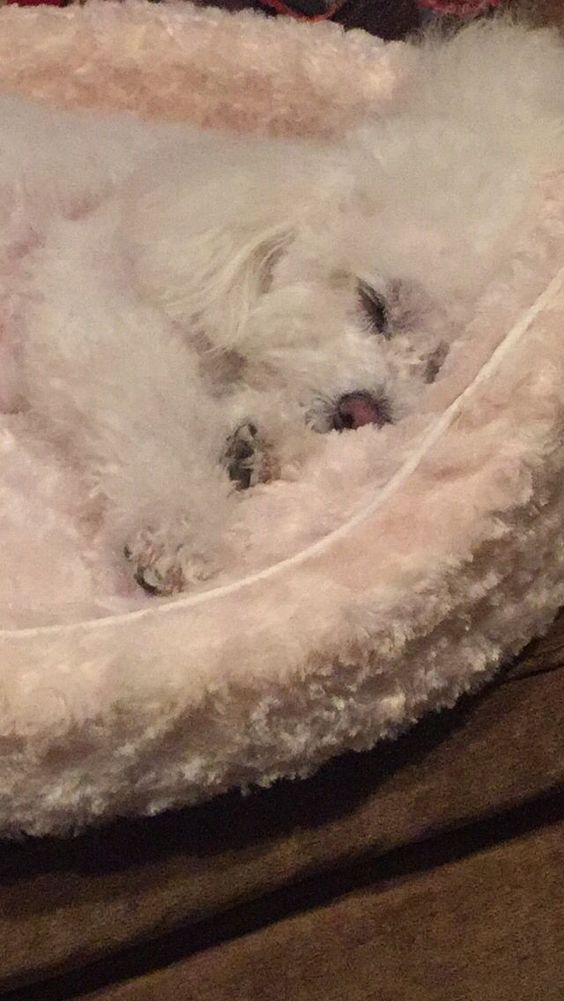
[3,20,564,594]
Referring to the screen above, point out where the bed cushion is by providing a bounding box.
[1,2,564,838]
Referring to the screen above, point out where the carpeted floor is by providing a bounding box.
[51,817,562,1001]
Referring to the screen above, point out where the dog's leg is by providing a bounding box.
[112,355,233,595]
[24,211,235,595]
[29,318,233,594]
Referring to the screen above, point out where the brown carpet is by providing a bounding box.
[63,813,563,1001]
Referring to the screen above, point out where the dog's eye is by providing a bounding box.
[357,281,390,337]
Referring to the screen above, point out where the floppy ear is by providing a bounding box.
[122,141,299,353]
[175,221,295,352]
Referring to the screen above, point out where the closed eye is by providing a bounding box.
[357,281,390,337]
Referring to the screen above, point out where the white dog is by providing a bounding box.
[1,20,563,594]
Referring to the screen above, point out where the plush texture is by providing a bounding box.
[1,1,564,838]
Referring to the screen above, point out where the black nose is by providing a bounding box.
[333,391,392,431]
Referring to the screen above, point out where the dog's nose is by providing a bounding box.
[333,391,391,431]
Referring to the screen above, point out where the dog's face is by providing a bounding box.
[238,123,530,435]
[128,110,532,435]
[254,94,545,434]
[298,271,451,433]
[126,138,467,436]
[237,208,459,434]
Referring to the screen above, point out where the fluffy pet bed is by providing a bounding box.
[1,1,564,838]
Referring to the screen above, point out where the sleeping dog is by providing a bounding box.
[2,20,563,593]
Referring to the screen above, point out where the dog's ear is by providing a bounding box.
[125,174,296,352]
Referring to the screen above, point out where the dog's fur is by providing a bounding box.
[1,21,563,594]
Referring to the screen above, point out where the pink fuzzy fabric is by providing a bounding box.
[1,2,564,837]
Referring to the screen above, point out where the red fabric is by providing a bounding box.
[6,0,62,5]
[6,0,344,15]
[257,0,347,20]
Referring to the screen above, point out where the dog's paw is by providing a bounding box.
[224,422,278,490]
[124,527,216,596]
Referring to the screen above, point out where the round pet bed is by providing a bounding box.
[1,1,564,838]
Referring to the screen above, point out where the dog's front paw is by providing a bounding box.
[224,422,278,490]
[124,526,216,596]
